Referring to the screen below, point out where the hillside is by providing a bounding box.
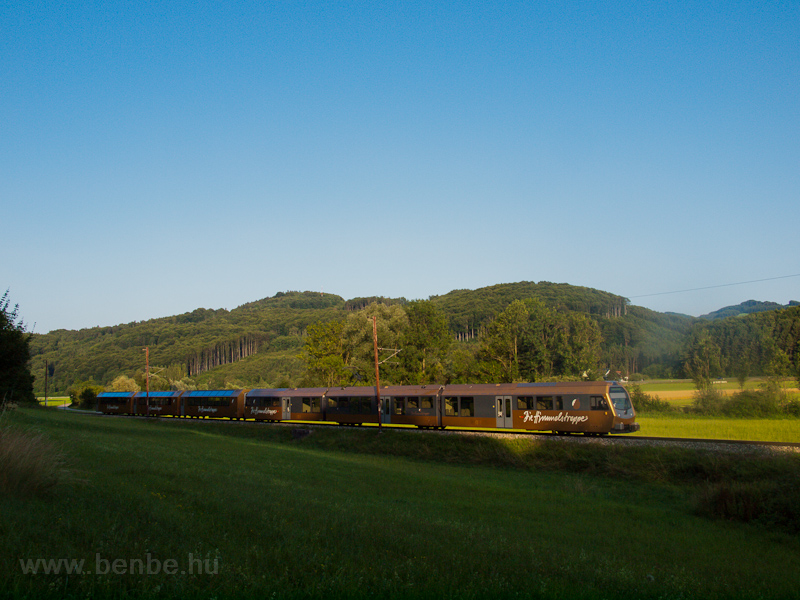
[699,299,799,320]
[29,291,350,394]
[26,282,798,395]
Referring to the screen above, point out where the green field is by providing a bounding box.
[3,407,800,599]
[637,415,800,442]
[638,380,753,393]
[36,397,70,408]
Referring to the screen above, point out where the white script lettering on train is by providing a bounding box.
[522,411,589,425]
[250,407,279,416]
[198,407,219,413]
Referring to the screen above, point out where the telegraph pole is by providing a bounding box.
[44,360,48,407]
[372,316,382,432]
[144,347,150,417]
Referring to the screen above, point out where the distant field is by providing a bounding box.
[636,380,799,408]
[35,397,69,407]
[638,380,751,393]
[3,407,800,599]
[637,415,800,442]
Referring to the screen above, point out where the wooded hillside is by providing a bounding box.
[27,283,800,394]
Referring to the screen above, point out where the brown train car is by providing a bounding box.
[244,388,286,421]
[245,388,328,422]
[288,388,327,422]
[133,391,183,417]
[438,382,627,434]
[181,390,246,419]
[97,392,136,415]
[509,381,617,434]
[382,385,442,428]
[440,384,502,429]
[325,386,378,425]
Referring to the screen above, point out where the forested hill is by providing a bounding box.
[26,282,795,395]
[699,300,800,320]
[429,282,693,375]
[430,281,630,339]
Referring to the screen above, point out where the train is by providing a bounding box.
[97,381,640,435]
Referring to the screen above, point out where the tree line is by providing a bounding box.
[17,284,800,399]
[299,299,606,387]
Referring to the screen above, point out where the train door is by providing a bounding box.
[380,397,392,425]
[281,397,291,420]
[495,396,513,428]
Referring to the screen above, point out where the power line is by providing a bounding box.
[629,273,800,299]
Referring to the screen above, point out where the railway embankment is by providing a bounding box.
[4,405,800,600]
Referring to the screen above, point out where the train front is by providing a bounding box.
[608,384,640,433]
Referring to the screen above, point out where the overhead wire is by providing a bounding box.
[628,273,800,299]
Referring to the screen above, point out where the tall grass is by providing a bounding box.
[3,407,800,599]
[0,407,70,497]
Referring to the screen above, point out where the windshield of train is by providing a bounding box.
[609,386,632,412]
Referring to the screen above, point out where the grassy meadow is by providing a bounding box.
[637,415,800,442]
[2,406,800,599]
[631,379,800,441]
[36,397,70,408]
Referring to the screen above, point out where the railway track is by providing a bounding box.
[83,408,800,453]
[419,425,800,452]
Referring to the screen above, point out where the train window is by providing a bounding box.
[339,398,350,413]
[310,398,321,413]
[555,396,564,410]
[407,398,419,411]
[444,397,457,416]
[460,397,474,417]
[590,396,608,410]
[394,398,405,415]
[610,388,632,412]
[517,396,533,410]
[100,397,126,404]
[302,398,311,413]
[138,398,169,406]
[536,396,553,410]
[421,397,433,410]
[327,397,338,409]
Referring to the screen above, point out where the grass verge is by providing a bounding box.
[2,406,799,599]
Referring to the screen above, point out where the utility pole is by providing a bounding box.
[144,347,150,417]
[372,316,382,432]
[44,360,48,407]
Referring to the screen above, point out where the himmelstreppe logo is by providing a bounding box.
[19,553,219,576]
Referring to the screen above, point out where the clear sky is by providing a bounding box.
[3,1,798,333]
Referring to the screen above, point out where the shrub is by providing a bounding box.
[67,381,104,409]
[0,426,69,497]
[722,390,781,417]
[696,479,800,533]
[786,399,800,417]
[628,385,673,413]
[691,388,726,414]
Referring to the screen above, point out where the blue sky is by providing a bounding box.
[3,1,798,333]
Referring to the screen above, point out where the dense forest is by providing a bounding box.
[26,283,800,395]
